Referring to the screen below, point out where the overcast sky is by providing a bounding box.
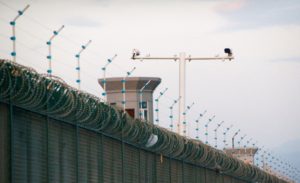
[0,0,300,175]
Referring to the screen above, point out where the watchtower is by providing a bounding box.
[98,77,161,123]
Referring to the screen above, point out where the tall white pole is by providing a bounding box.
[178,52,186,135]
[131,49,234,136]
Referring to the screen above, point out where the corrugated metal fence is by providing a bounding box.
[0,103,246,183]
[1,59,287,183]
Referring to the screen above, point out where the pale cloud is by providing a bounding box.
[217,0,300,30]
[214,0,247,12]
[65,16,102,27]
[270,57,300,63]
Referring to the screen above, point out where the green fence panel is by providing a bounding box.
[195,166,206,183]
[139,149,155,183]
[224,175,233,183]
[156,154,171,183]
[78,128,101,183]
[170,159,183,183]
[13,107,47,183]
[206,169,218,183]
[183,163,197,183]
[49,118,77,182]
[123,143,140,183]
[102,136,122,183]
[0,103,10,183]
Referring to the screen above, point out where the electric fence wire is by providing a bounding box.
[0,1,128,74]
[0,20,119,98]
[0,18,114,80]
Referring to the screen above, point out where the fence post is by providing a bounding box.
[75,101,79,183]
[138,147,141,182]
[9,75,14,183]
[46,88,50,182]
[169,156,171,183]
[182,160,184,183]
[99,134,103,183]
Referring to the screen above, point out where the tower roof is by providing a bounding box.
[98,77,161,92]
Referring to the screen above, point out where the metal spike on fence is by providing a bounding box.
[168,96,181,131]
[101,54,117,101]
[122,67,136,114]
[223,124,233,149]
[10,4,30,62]
[244,137,252,148]
[182,102,195,136]
[154,87,168,125]
[252,140,258,148]
[195,110,207,140]
[46,25,64,76]
[205,115,216,145]
[237,134,247,148]
[213,121,224,149]
[231,129,240,148]
[75,40,92,89]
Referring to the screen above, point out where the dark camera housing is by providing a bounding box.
[224,48,232,56]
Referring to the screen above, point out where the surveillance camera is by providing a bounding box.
[132,49,140,59]
[134,49,140,56]
[224,48,233,57]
